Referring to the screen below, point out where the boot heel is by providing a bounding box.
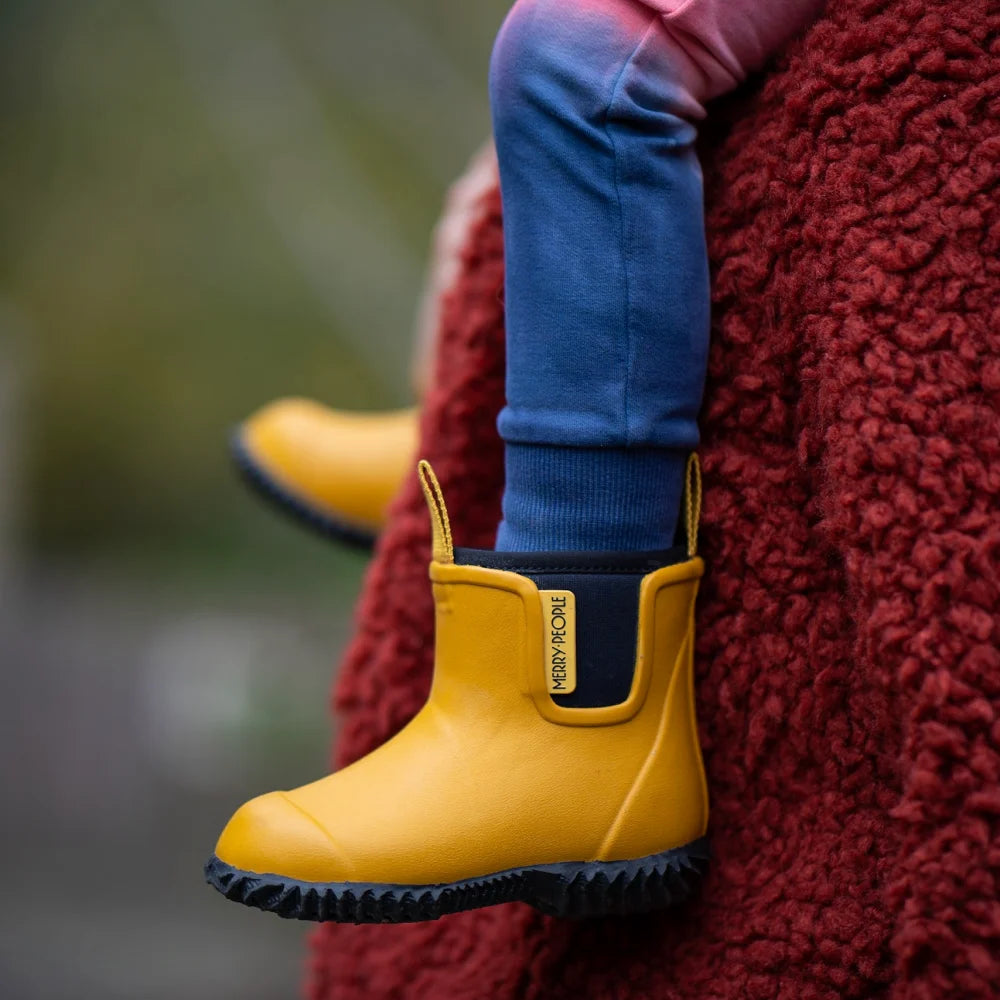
[524,837,710,918]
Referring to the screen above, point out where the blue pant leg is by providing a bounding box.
[489,0,711,551]
[490,0,710,453]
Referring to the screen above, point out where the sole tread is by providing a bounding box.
[204,837,709,924]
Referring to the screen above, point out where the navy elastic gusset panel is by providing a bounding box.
[455,547,687,709]
[535,569,645,708]
[453,547,688,574]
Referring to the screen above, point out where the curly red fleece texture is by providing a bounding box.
[309,0,1000,996]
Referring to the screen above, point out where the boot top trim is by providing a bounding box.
[429,558,703,727]
[453,546,688,574]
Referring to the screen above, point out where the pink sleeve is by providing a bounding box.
[649,0,827,100]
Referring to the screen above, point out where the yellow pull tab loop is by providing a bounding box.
[417,460,454,564]
[685,453,702,558]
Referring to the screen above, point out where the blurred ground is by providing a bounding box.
[0,1,507,997]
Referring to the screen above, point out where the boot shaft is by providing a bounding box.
[420,459,710,860]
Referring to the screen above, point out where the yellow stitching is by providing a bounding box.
[686,453,702,558]
[418,460,454,564]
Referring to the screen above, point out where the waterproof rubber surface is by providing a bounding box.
[230,431,377,550]
[205,838,709,924]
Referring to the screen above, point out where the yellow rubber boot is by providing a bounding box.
[232,400,419,546]
[206,458,709,923]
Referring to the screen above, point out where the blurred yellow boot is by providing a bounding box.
[232,400,418,546]
[206,459,710,924]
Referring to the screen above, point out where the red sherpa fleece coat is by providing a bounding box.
[309,0,1000,996]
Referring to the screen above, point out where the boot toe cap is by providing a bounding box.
[214,791,353,884]
[236,399,402,531]
[238,399,324,482]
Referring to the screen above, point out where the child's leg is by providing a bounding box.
[490,0,823,552]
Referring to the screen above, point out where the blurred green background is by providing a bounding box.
[0,1,507,997]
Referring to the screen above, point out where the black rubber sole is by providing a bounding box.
[204,837,709,924]
[230,430,377,551]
